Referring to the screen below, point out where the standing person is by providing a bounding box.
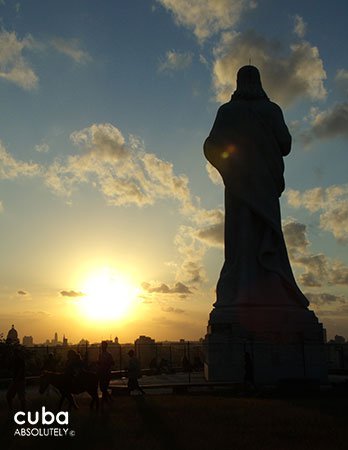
[42,352,57,397]
[43,352,57,371]
[127,350,145,395]
[64,349,83,392]
[244,352,255,393]
[98,340,114,402]
[6,346,26,412]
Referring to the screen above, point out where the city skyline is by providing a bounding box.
[0,1,348,342]
[2,323,204,346]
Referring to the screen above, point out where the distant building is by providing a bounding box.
[53,332,58,345]
[334,335,346,344]
[6,324,19,344]
[114,336,119,344]
[135,335,157,367]
[322,328,327,343]
[62,335,68,347]
[22,336,33,346]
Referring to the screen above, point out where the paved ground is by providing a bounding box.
[1,375,348,450]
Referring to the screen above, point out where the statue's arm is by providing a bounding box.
[271,104,292,156]
[203,106,228,168]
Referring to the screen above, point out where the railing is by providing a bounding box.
[1,341,347,384]
[0,341,204,381]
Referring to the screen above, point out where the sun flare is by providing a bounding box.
[78,268,140,321]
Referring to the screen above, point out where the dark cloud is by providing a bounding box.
[329,263,348,285]
[300,102,348,144]
[283,221,309,258]
[17,290,27,296]
[286,185,348,243]
[335,69,348,94]
[300,272,323,288]
[60,290,85,297]
[195,222,224,247]
[282,217,348,288]
[180,260,205,284]
[161,306,185,314]
[305,292,345,305]
[142,282,192,295]
[212,30,326,105]
[296,254,328,287]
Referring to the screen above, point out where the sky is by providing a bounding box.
[0,0,347,344]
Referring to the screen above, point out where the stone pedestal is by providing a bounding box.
[204,305,328,384]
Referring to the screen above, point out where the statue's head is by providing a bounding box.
[232,65,269,101]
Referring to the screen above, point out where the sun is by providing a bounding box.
[78,268,140,321]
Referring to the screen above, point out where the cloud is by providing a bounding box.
[41,123,197,210]
[35,143,50,153]
[293,15,307,39]
[0,30,38,89]
[283,220,309,258]
[286,187,326,212]
[296,255,348,288]
[320,203,348,244]
[0,201,3,213]
[17,290,27,296]
[300,103,348,144]
[329,262,348,285]
[296,253,328,287]
[1,122,224,289]
[51,37,91,64]
[161,306,185,314]
[174,225,209,285]
[159,50,192,72]
[194,221,224,247]
[60,290,85,297]
[205,162,223,186]
[156,0,254,42]
[212,30,327,105]
[70,123,128,160]
[171,206,225,285]
[305,292,345,305]
[282,217,348,290]
[335,69,348,94]
[0,141,41,179]
[287,185,348,243]
[142,281,192,294]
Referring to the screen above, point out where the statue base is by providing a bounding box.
[204,305,328,384]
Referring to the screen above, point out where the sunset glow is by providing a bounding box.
[79,268,140,322]
[0,1,347,344]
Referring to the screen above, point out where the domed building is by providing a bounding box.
[6,324,19,344]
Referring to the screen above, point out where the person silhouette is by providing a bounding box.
[98,340,114,402]
[43,352,57,371]
[6,346,26,412]
[204,65,309,309]
[244,352,254,392]
[64,349,83,392]
[127,350,145,395]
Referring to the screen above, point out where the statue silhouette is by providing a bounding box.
[204,65,308,308]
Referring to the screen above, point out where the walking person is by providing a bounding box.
[127,349,145,395]
[98,340,114,402]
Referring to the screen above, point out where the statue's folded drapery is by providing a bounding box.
[204,99,308,308]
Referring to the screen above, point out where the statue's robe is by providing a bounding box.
[204,99,308,308]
